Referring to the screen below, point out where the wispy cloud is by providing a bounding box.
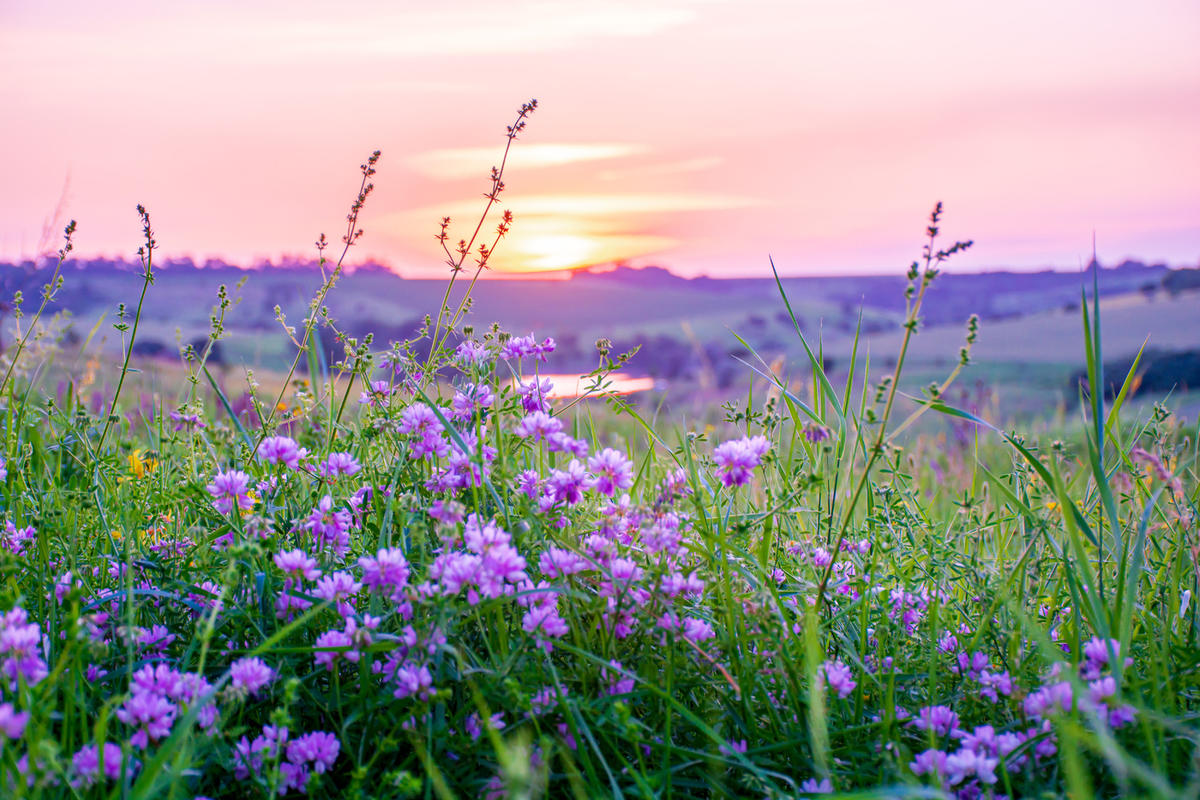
[597,156,723,181]
[0,1,707,61]
[397,193,757,222]
[408,144,647,180]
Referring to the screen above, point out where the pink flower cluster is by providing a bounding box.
[712,435,770,487]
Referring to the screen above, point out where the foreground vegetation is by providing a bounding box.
[0,104,1196,798]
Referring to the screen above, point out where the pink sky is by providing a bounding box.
[2,0,1198,277]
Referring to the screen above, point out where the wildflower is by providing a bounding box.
[229,657,275,697]
[514,410,562,441]
[539,547,592,578]
[131,663,183,698]
[287,731,341,775]
[314,571,362,617]
[136,624,176,652]
[234,724,289,781]
[169,410,205,431]
[721,738,748,756]
[502,334,555,361]
[953,650,990,679]
[588,448,634,496]
[451,382,495,420]
[799,777,833,795]
[1024,681,1073,719]
[912,705,960,737]
[521,597,570,643]
[318,451,361,478]
[116,692,176,749]
[1081,636,1130,677]
[820,660,856,698]
[400,403,449,459]
[314,626,357,671]
[127,448,157,479]
[0,703,29,739]
[464,711,506,741]
[976,669,1014,703]
[682,617,716,643]
[359,547,411,602]
[304,495,354,557]
[657,467,693,505]
[358,379,394,407]
[712,435,770,487]
[429,499,465,526]
[274,549,322,581]
[515,469,542,499]
[518,378,553,413]
[602,660,635,696]
[530,685,569,715]
[455,339,490,365]
[0,608,48,688]
[944,748,998,785]
[546,431,589,458]
[803,424,832,443]
[1130,445,1184,496]
[391,661,434,700]
[206,469,254,515]
[910,748,947,778]
[258,435,308,469]
[546,460,590,505]
[70,743,130,787]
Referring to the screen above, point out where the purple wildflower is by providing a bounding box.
[304,495,353,557]
[712,435,770,487]
[358,547,411,602]
[514,411,563,441]
[518,378,553,413]
[587,448,634,496]
[229,657,274,697]
[71,743,130,787]
[258,435,308,469]
[0,608,48,688]
[912,705,960,737]
[206,469,254,515]
[169,410,205,431]
[799,777,833,795]
[318,451,361,478]
[314,571,362,617]
[546,460,590,505]
[820,660,856,699]
[287,731,340,775]
[451,383,495,421]
[0,702,28,739]
[116,692,176,749]
[274,549,322,581]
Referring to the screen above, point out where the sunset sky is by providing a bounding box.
[1,0,1198,277]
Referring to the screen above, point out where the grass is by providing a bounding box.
[0,107,1196,799]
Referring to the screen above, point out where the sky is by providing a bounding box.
[1,0,1198,278]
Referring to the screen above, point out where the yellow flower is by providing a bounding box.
[128,449,158,479]
[241,490,260,517]
[1045,501,1059,512]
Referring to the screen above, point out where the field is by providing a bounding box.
[0,151,1197,800]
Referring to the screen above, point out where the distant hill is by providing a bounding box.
[0,254,1191,400]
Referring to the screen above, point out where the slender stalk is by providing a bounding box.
[98,208,156,451]
[814,205,971,609]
